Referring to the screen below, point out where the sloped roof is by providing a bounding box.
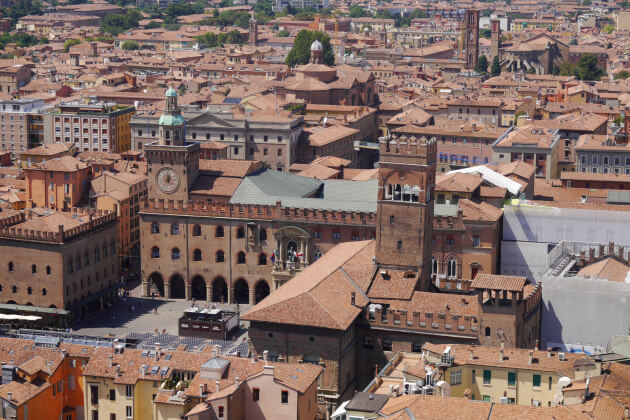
[471,274,527,292]
[577,257,630,283]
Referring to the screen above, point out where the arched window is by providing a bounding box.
[11,286,16,293]
[46,266,51,275]
[216,225,224,238]
[431,257,438,275]
[236,226,245,239]
[171,224,179,235]
[485,327,491,337]
[151,247,160,258]
[8,262,12,272]
[31,264,36,274]
[84,252,90,266]
[110,239,115,255]
[393,184,402,200]
[151,222,160,234]
[42,288,47,296]
[382,338,393,351]
[411,186,420,202]
[193,249,202,261]
[237,252,246,264]
[259,228,267,241]
[258,253,267,265]
[172,248,181,260]
[103,244,108,258]
[216,250,225,263]
[27,287,32,295]
[447,258,457,278]
[192,225,201,236]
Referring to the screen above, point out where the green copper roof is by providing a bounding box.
[158,113,185,126]
[165,86,178,97]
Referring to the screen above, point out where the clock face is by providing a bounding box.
[156,167,180,194]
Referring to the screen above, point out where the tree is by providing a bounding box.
[101,8,141,35]
[574,53,606,80]
[614,70,630,80]
[121,40,139,50]
[276,29,289,37]
[582,0,591,5]
[63,39,81,52]
[480,28,492,39]
[475,55,488,74]
[603,24,615,34]
[285,30,333,67]
[614,115,624,126]
[569,38,578,45]
[491,55,501,77]
[553,61,575,76]
[225,29,242,44]
[349,4,370,17]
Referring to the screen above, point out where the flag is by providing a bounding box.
[270,251,275,263]
[296,251,304,258]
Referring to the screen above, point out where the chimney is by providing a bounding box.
[351,292,356,306]
[211,347,217,358]
[499,349,504,362]
[599,244,605,258]
[140,366,145,379]
[263,350,269,364]
[263,365,274,376]
[7,392,11,401]
[609,242,614,256]
[589,248,595,262]
[619,246,624,261]
[199,384,205,397]
[535,340,539,351]
[469,350,474,360]
[215,380,220,393]
[215,345,222,355]
[528,350,533,365]
[235,377,239,387]
[547,347,552,358]
[115,365,120,378]
[108,354,113,367]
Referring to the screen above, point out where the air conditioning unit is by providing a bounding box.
[532,400,541,407]
[500,396,509,404]
[558,352,567,361]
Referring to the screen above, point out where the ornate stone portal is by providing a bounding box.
[271,226,312,289]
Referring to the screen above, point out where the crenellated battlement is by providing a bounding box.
[367,306,480,337]
[378,135,438,158]
[0,209,117,244]
[523,283,542,318]
[140,198,377,225]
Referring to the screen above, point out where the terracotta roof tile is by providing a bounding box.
[471,274,526,292]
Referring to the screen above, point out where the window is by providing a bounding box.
[27,287,32,295]
[11,286,16,293]
[382,338,392,351]
[450,370,462,385]
[431,257,438,275]
[193,249,202,261]
[253,388,260,401]
[8,262,12,272]
[390,215,395,224]
[472,235,480,247]
[218,406,224,418]
[332,231,341,240]
[483,395,491,402]
[259,228,267,241]
[110,414,116,420]
[447,258,457,277]
[278,136,282,142]
[485,326,491,337]
[603,156,610,165]
[363,336,374,349]
[237,252,246,264]
[32,264,36,274]
[314,231,321,239]
[446,235,455,246]
[278,149,282,156]
[171,224,179,235]
[397,240,402,250]
[42,288,47,296]
[92,411,98,420]
[151,247,160,258]
[483,370,491,385]
[109,389,116,401]
[533,374,541,387]
[125,385,132,398]
[258,253,267,265]
[281,390,289,404]
[90,385,98,405]
[237,226,245,238]
[472,369,476,383]
[125,406,132,418]
[216,226,224,237]
[192,225,201,236]
[216,251,225,263]
[548,376,552,390]
[508,372,516,386]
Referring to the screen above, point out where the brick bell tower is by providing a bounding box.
[145,85,200,202]
[375,134,437,290]
[464,9,480,69]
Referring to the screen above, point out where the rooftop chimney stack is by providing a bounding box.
[263,350,269,364]
[499,349,504,362]
[528,350,533,365]
[351,292,356,306]
[215,381,220,393]
[7,392,11,401]
[547,347,552,358]
[109,354,113,368]
[469,350,474,360]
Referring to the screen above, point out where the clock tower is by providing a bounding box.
[145,85,200,201]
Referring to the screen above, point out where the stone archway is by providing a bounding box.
[148,272,164,297]
[254,280,270,304]
[170,274,186,299]
[191,275,206,301]
[233,278,249,304]
[212,277,228,303]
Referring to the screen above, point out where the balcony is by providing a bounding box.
[271,261,306,288]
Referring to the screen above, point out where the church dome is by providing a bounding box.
[158,113,186,126]
[310,39,323,51]
[165,86,178,97]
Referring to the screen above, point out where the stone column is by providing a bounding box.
[207,285,212,302]
[229,287,234,304]
[164,282,170,299]
[305,241,310,266]
[249,287,255,305]
[142,281,149,297]
[185,284,191,301]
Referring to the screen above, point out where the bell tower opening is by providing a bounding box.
[375,135,437,290]
[463,9,480,69]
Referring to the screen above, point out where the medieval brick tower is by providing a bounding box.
[464,9,480,69]
[375,135,437,290]
[491,18,501,61]
[145,86,200,202]
[249,13,258,46]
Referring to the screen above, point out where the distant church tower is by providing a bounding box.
[491,18,501,61]
[144,85,200,202]
[249,13,258,46]
[375,135,437,290]
[463,9,480,69]
[309,39,323,64]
